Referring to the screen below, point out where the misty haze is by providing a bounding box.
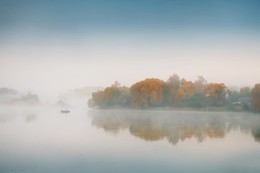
[1,0,260,173]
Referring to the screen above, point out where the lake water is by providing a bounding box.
[1,106,260,173]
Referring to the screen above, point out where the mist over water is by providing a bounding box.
[1,0,260,172]
[1,106,260,173]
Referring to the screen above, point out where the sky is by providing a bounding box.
[0,0,260,97]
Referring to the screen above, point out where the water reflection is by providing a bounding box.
[89,109,260,145]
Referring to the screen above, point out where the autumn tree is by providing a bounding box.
[175,77,208,108]
[251,84,260,112]
[176,76,207,108]
[130,78,165,108]
[204,83,227,107]
[177,79,196,100]
[165,75,207,107]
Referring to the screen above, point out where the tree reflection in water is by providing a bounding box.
[89,110,260,145]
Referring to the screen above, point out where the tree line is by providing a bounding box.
[88,74,260,112]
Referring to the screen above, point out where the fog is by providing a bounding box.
[0,86,101,109]
[1,32,260,103]
[1,107,260,173]
[1,1,260,172]
[1,0,260,104]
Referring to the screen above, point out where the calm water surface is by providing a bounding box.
[0,106,260,173]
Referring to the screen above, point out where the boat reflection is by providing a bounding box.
[89,109,260,145]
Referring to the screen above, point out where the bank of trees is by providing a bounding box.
[88,74,259,112]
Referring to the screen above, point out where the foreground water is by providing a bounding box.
[0,106,260,173]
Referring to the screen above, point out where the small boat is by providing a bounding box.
[60,109,70,114]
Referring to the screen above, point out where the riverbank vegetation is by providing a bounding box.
[88,74,260,112]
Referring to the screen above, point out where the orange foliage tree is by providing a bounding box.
[251,84,260,112]
[130,78,165,108]
[176,79,196,100]
[204,83,227,107]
